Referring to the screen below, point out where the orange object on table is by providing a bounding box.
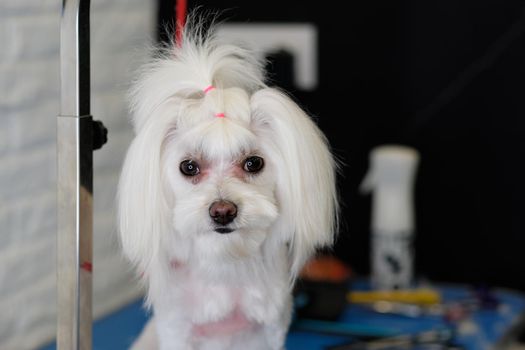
[300,255,352,283]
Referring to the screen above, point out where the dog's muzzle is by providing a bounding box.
[209,200,237,234]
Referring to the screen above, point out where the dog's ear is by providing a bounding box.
[251,88,339,279]
[118,107,175,274]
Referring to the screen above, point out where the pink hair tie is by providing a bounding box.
[203,86,224,117]
[203,85,215,94]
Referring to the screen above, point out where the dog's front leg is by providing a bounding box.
[155,310,194,350]
[262,301,293,350]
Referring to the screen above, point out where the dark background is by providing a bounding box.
[158,0,525,291]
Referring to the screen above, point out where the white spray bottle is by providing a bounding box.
[360,145,420,290]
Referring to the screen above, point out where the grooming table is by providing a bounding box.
[40,281,525,350]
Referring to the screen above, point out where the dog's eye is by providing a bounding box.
[243,156,264,173]
[180,160,200,176]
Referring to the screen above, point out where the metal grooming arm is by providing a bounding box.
[57,0,106,349]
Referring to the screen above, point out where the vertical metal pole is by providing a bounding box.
[57,1,93,349]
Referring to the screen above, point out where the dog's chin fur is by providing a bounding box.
[118,17,339,350]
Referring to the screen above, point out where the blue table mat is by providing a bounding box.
[40,281,525,350]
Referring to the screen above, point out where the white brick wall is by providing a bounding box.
[0,1,155,349]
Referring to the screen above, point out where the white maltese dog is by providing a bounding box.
[118,19,338,350]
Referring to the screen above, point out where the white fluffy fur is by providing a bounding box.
[118,19,338,350]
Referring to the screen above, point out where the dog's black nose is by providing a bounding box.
[209,200,237,226]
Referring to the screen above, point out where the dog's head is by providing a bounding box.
[118,23,338,280]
